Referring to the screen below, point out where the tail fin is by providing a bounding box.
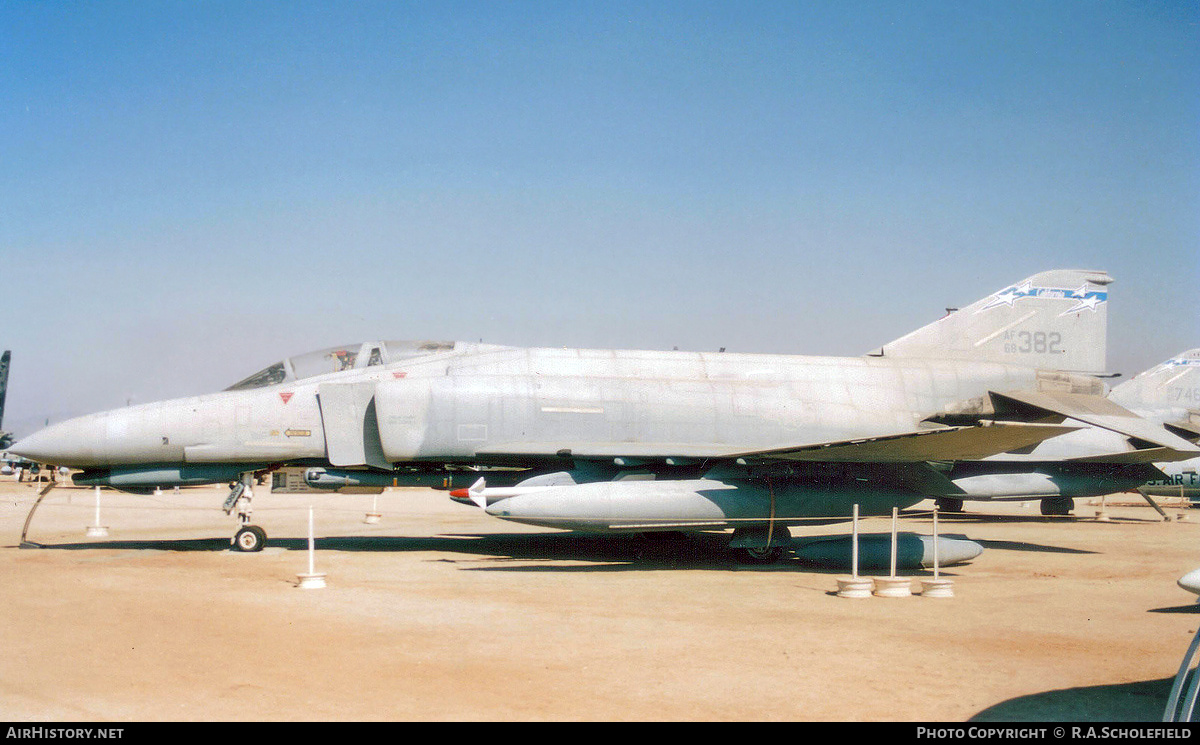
[874,270,1112,374]
[1109,349,1200,411]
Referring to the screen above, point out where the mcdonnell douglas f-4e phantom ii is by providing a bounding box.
[913,348,1200,516]
[11,269,1199,559]
[1102,349,1200,505]
[1119,350,1200,502]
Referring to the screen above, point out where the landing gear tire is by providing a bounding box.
[233,525,267,552]
[936,498,964,513]
[736,546,785,565]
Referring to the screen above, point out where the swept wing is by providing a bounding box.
[476,421,1079,464]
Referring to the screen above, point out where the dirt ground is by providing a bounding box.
[1,478,1198,722]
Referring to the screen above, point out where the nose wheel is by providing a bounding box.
[233,524,267,552]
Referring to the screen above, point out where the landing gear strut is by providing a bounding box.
[1138,490,1172,522]
[224,474,267,552]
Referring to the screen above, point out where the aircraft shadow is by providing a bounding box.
[933,512,1164,526]
[14,526,1097,560]
[17,531,982,574]
[17,538,233,552]
[1148,604,1200,614]
[16,532,760,570]
[969,538,1098,555]
[970,676,1175,722]
[309,531,776,571]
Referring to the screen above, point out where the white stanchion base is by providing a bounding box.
[1094,510,1111,522]
[872,576,912,598]
[363,513,381,524]
[296,572,327,589]
[85,526,109,537]
[920,578,955,598]
[836,577,874,599]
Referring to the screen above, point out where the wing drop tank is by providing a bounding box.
[483,478,924,532]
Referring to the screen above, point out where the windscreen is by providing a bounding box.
[225,361,288,391]
[225,340,458,391]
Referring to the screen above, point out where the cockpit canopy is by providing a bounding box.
[225,340,457,391]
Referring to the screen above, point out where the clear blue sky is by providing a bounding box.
[2,1,1197,436]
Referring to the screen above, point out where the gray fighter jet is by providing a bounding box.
[925,348,1200,515]
[11,270,1198,558]
[1114,350,1200,502]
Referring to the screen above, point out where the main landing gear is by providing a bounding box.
[224,475,268,552]
[935,498,965,513]
[736,545,786,564]
[729,525,791,565]
[1040,497,1074,517]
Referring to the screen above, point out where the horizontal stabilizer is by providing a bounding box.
[991,390,1200,454]
[1165,420,1200,442]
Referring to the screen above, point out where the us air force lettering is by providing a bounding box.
[10,270,1198,560]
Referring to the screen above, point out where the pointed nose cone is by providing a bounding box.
[9,415,107,466]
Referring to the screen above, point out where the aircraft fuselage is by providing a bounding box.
[17,346,1058,470]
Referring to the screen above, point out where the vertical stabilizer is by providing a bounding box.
[1109,349,1200,411]
[874,270,1112,374]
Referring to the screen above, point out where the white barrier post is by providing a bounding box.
[296,506,326,589]
[853,503,859,579]
[890,507,898,577]
[837,504,873,598]
[930,506,938,580]
[921,505,954,598]
[874,506,911,597]
[364,493,381,524]
[86,485,109,537]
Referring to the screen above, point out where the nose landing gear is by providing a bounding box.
[224,475,267,552]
